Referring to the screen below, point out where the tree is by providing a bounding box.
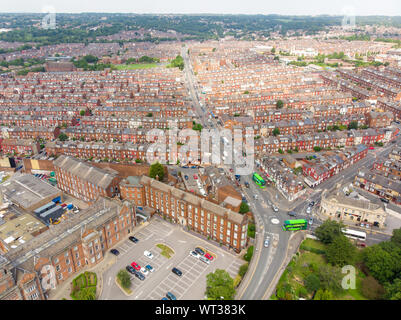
[391,228,401,246]
[117,270,131,289]
[305,273,321,293]
[239,202,250,214]
[272,128,280,136]
[384,278,401,300]
[276,100,284,109]
[314,289,333,300]
[149,162,165,181]
[313,146,322,152]
[317,265,343,294]
[326,235,357,266]
[80,110,85,116]
[205,269,236,300]
[348,121,358,130]
[363,245,400,284]
[58,133,68,141]
[315,220,344,244]
[278,148,284,154]
[361,276,385,300]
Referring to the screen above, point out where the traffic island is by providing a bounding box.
[156,243,175,259]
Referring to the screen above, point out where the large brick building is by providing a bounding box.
[54,155,121,202]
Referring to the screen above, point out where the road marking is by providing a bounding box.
[108,276,111,286]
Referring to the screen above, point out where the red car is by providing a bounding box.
[61,203,67,208]
[204,253,214,261]
[369,147,375,150]
[193,175,198,179]
[131,262,141,270]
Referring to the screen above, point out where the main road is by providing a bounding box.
[181,45,291,300]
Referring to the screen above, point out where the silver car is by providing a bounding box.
[264,237,270,248]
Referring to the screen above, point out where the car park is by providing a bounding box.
[131,262,141,270]
[145,265,154,273]
[194,247,205,256]
[172,267,183,276]
[144,250,154,259]
[129,236,139,243]
[190,250,200,258]
[166,292,177,300]
[110,249,120,256]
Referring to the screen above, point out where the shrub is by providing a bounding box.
[297,286,308,298]
[244,246,254,262]
[305,273,321,292]
[300,243,326,255]
[238,263,249,277]
[361,276,385,300]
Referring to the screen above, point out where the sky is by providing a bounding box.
[0,0,400,16]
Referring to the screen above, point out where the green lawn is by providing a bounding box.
[114,63,158,70]
[156,243,174,259]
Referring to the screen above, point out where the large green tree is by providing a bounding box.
[149,162,165,181]
[385,278,401,300]
[317,265,343,294]
[314,220,344,244]
[305,273,320,293]
[205,269,236,300]
[391,228,401,246]
[117,270,131,289]
[326,235,357,266]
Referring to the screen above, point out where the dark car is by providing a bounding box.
[184,175,189,180]
[194,247,205,256]
[309,201,315,207]
[110,249,120,256]
[129,236,139,243]
[126,265,136,274]
[166,292,177,300]
[134,270,145,281]
[172,268,182,277]
[288,211,297,217]
[245,182,250,188]
[380,198,390,203]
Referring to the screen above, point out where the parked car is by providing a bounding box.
[264,237,270,248]
[194,247,205,256]
[144,250,154,259]
[128,236,139,243]
[199,256,210,264]
[172,267,183,276]
[140,267,149,276]
[110,249,120,256]
[204,253,214,261]
[190,250,200,258]
[193,175,198,179]
[131,262,141,270]
[166,292,177,300]
[126,265,136,274]
[161,297,168,300]
[245,182,250,188]
[369,146,375,150]
[145,264,154,273]
[288,211,297,217]
[184,175,189,180]
[309,217,314,225]
[309,201,315,207]
[134,271,145,281]
[253,194,258,200]
[272,205,279,212]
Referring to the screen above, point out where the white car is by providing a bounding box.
[190,250,200,258]
[140,267,149,276]
[264,237,270,248]
[272,205,279,212]
[144,250,154,259]
[306,206,312,214]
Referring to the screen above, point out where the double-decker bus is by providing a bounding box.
[342,229,366,241]
[282,219,308,231]
[252,173,266,188]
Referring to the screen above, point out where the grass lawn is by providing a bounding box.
[114,63,158,70]
[302,239,327,251]
[70,272,97,300]
[156,243,174,259]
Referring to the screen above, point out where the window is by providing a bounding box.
[66,259,70,265]
[55,265,60,272]
[30,293,39,300]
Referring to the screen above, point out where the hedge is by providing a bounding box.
[300,243,326,255]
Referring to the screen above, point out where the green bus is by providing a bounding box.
[282,219,308,231]
[252,173,266,188]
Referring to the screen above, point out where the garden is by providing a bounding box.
[70,272,97,300]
